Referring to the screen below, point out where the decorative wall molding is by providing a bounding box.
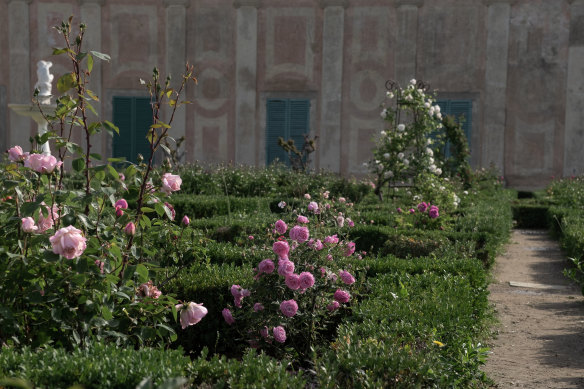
[163,0,190,8]
[395,0,424,8]
[233,0,261,9]
[318,0,349,9]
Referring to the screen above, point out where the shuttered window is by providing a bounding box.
[436,99,472,157]
[266,98,310,166]
[112,96,153,164]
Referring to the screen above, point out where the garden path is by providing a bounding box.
[482,229,584,388]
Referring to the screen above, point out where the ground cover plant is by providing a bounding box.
[0,18,514,389]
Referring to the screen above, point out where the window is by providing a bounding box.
[436,99,472,157]
[265,98,310,166]
[112,96,153,164]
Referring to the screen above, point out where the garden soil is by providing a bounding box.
[482,229,584,388]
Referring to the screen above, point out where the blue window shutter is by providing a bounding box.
[289,99,310,146]
[133,97,153,162]
[449,100,472,151]
[266,99,289,165]
[113,97,133,161]
[112,97,153,164]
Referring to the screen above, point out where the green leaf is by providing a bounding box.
[141,207,155,213]
[52,47,72,56]
[140,214,152,229]
[154,202,165,217]
[135,264,149,283]
[160,143,171,156]
[103,120,119,135]
[57,72,77,94]
[90,50,111,62]
[72,158,86,172]
[102,305,113,320]
[87,53,94,73]
[86,88,99,101]
[107,164,119,180]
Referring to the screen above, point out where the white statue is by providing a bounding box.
[34,60,54,103]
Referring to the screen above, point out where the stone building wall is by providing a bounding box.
[0,0,582,189]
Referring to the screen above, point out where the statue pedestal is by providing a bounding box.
[8,102,56,155]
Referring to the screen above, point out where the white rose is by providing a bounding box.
[380,109,387,119]
[380,130,386,136]
[403,159,409,166]
[384,170,394,178]
[397,152,404,160]
[383,153,390,159]
[410,78,416,85]
[426,148,433,156]
[434,105,441,113]
[435,168,442,176]
[397,124,405,132]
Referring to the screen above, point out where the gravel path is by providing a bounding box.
[482,229,584,388]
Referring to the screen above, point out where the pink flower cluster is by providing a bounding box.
[24,154,62,174]
[137,280,162,299]
[428,205,439,219]
[274,219,287,235]
[289,225,309,243]
[231,284,251,308]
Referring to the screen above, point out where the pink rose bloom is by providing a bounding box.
[289,225,310,243]
[338,197,346,203]
[307,201,319,213]
[258,259,275,274]
[21,217,38,233]
[116,208,124,217]
[274,219,287,235]
[339,270,356,285]
[119,173,125,181]
[428,205,439,219]
[49,226,87,259]
[278,259,295,277]
[344,242,356,257]
[334,289,351,303]
[24,154,62,174]
[346,218,354,227]
[337,216,345,228]
[273,326,286,343]
[115,199,128,210]
[280,299,298,317]
[304,193,311,200]
[8,146,24,162]
[285,274,301,290]
[124,222,136,236]
[299,272,315,289]
[417,202,428,213]
[182,215,190,226]
[297,215,309,224]
[37,203,59,233]
[326,254,334,261]
[222,308,235,325]
[176,302,207,329]
[161,172,182,195]
[309,239,324,251]
[273,240,290,260]
[327,301,340,311]
[397,208,403,214]
[231,284,251,308]
[409,208,416,214]
[324,234,339,245]
[138,280,162,299]
[248,235,254,240]
[322,191,330,199]
[253,303,264,312]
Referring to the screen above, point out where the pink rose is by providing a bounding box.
[138,280,162,299]
[285,274,301,290]
[274,219,287,235]
[289,226,309,243]
[337,216,345,228]
[339,270,356,285]
[37,203,59,233]
[327,301,340,311]
[21,217,38,233]
[417,202,428,213]
[222,308,235,325]
[324,235,339,245]
[344,242,356,257]
[307,201,319,213]
[176,302,207,329]
[164,202,176,220]
[124,222,136,236]
[297,215,309,224]
[24,154,62,174]
[280,299,299,317]
[258,259,275,274]
[334,289,351,303]
[231,284,251,308]
[8,146,24,162]
[278,259,295,277]
[273,326,286,343]
[299,272,315,289]
[253,303,264,312]
[161,173,182,195]
[260,326,269,339]
[346,218,355,227]
[311,239,324,251]
[338,197,346,203]
[116,208,124,217]
[428,205,439,219]
[182,215,190,226]
[49,226,87,259]
[273,240,290,260]
[115,199,128,210]
[304,193,311,200]
[95,259,105,274]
